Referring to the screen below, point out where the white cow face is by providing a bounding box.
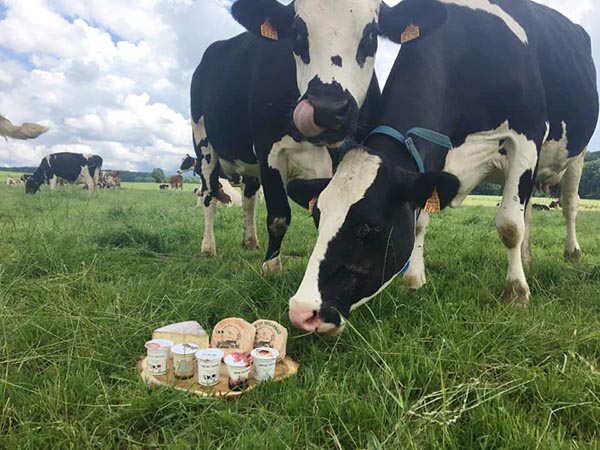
[232,0,382,145]
[286,147,460,335]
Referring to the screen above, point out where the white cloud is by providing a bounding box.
[0,0,598,173]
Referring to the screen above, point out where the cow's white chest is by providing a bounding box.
[267,135,332,186]
[220,159,260,178]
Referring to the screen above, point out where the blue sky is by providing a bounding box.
[0,0,598,173]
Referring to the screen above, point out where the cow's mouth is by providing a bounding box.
[293,99,324,138]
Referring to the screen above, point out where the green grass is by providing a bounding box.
[0,183,599,449]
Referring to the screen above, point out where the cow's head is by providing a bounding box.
[178,155,196,174]
[232,0,380,144]
[231,0,447,144]
[287,147,459,335]
[25,177,41,194]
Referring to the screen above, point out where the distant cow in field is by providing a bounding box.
[159,184,170,190]
[100,171,121,189]
[26,152,103,194]
[532,204,550,211]
[549,200,561,209]
[169,174,183,190]
[5,177,23,185]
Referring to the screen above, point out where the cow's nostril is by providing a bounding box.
[289,308,321,332]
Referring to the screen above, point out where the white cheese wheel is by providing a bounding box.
[252,319,287,361]
[210,318,256,357]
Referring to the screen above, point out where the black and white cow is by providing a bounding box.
[191,0,387,272]
[26,152,103,194]
[287,0,598,334]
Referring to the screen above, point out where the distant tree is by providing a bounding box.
[150,168,167,183]
[580,159,600,199]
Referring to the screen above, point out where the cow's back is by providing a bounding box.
[191,32,298,161]
[527,2,598,155]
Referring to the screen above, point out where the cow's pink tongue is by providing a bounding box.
[293,100,324,138]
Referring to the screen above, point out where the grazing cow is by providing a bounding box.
[287,0,598,334]
[192,0,388,272]
[532,204,550,211]
[26,152,103,194]
[100,171,121,189]
[159,184,170,190]
[169,174,183,190]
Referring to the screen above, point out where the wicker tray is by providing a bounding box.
[137,355,299,398]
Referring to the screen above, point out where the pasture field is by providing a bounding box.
[0,182,599,449]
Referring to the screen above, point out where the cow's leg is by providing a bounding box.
[49,175,58,191]
[403,212,429,290]
[193,117,221,257]
[521,201,533,269]
[496,136,538,306]
[259,162,290,275]
[241,176,260,250]
[561,149,585,262]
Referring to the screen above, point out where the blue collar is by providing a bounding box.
[366,126,452,173]
[364,125,452,275]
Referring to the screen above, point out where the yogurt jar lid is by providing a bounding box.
[223,352,253,367]
[145,339,173,351]
[171,343,200,355]
[251,347,280,360]
[195,348,224,360]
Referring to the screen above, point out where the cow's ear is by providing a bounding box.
[379,0,448,45]
[287,178,331,209]
[393,170,460,210]
[231,0,295,41]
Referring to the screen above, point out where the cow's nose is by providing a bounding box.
[289,309,321,332]
[312,96,351,130]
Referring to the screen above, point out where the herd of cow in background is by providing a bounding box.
[2,0,599,336]
[3,150,248,209]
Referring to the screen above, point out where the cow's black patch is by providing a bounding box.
[199,137,209,148]
[292,17,310,64]
[331,55,342,67]
[356,21,378,68]
[499,148,508,156]
[205,154,211,164]
[518,169,534,205]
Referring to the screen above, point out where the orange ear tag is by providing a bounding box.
[260,18,279,41]
[401,23,420,44]
[424,188,441,214]
[308,196,318,215]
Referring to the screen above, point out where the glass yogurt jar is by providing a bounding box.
[170,343,200,379]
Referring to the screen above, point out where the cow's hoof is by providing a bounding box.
[564,248,581,262]
[261,256,282,275]
[201,243,216,257]
[242,237,259,250]
[403,272,426,291]
[503,279,530,307]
